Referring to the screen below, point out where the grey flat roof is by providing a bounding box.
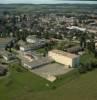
[22,57,53,69]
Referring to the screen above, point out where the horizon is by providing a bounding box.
[0,0,97,4]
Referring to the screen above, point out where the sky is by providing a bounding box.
[0,0,97,4]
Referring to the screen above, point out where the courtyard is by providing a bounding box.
[31,63,73,81]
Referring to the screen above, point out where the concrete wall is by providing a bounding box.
[72,57,80,67]
[23,63,32,69]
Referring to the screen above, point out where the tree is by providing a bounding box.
[87,40,95,53]
[86,34,95,54]
[80,51,97,73]
[80,33,87,48]
[78,64,87,73]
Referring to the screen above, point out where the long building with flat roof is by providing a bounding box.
[48,49,80,67]
[22,57,53,69]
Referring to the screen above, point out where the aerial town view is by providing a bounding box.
[0,0,97,100]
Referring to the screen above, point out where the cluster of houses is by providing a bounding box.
[1,12,97,40]
[0,6,97,81]
[0,38,16,76]
[0,35,81,81]
[17,35,80,68]
[19,35,48,52]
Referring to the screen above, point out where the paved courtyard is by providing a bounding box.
[31,63,73,81]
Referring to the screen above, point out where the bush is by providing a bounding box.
[86,64,93,71]
[16,67,23,72]
[51,85,56,90]
[78,64,87,73]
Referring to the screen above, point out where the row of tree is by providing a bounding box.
[79,50,97,73]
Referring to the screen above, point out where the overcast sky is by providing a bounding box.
[0,0,97,4]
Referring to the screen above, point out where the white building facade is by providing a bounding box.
[48,49,80,68]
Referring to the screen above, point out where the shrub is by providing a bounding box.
[78,64,87,73]
[86,64,93,71]
[16,67,23,72]
[51,85,56,90]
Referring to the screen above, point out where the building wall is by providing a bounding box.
[23,63,32,69]
[48,51,79,67]
[20,47,25,51]
[20,46,32,51]
[72,57,80,67]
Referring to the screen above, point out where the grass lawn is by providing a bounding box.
[0,64,97,100]
[0,64,50,100]
[36,48,46,53]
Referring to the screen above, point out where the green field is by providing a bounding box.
[0,63,97,100]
